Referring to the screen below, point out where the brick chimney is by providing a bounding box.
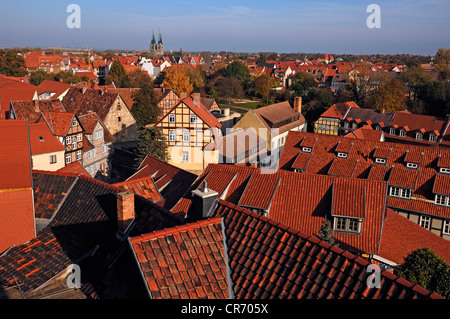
[192,93,201,106]
[294,97,302,114]
[117,191,135,233]
[188,181,218,222]
[34,100,40,112]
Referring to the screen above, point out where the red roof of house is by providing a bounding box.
[129,217,229,299]
[114,176,162,203]
[56,161,90,177]
[320,102,359,119]
[28,122,64,155]
[0,87,38,119]
[0,120,35,253]
[37,80,71,99]
[40,111,79,136]
[10,99,65,123]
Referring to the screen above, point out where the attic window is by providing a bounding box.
[429,134,437,142]
[389,127,395,135]
[375,158,386,164]
[406,162,418,169]
[302,147,312,153]
[333,217,361,233]
[72,120,77,127]
[440,167,450,174]
[415,132,422,140]
[337,152,348,159]
[39,136,44,142]
[399,129,406,137]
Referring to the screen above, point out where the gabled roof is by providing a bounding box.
[37,80,71,99]
[28,122,65,155]
[39,111,82,137]
[252,101,305,133]
[320,102,359,120]
[115,176,162,203]
[11,99,65,123]
[56,161,90,176]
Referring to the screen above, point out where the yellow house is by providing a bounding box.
[29,122,65,171]
[314,102,359,135]
[154,93,222,173]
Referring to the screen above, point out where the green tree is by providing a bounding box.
[0,49,28,77]
[121,69,153,88]
[106,60,127,87]
[394,248,450,297]
[136,127,168,166]
[131,84,161,126]
[225,61,251,87]
[51,71,83,84]
[317,219,336,245]
[291,72,316,97]
[29,70,51,86]
[434,48,450,71]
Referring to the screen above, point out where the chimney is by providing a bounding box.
[117,191,135,234]
[192,92,201,106]
[34,100,40,112]
[294,97,302,114]
[222,108,230,117]
[189,181,218,222]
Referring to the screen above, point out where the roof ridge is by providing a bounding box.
[32,170,80,178]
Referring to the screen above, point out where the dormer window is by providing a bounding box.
[406,162,418,169]
[440,167,450,174]
[375,158,386,164]
[389,186,411,199]
[389,127,395,135]
[429,134,437,142]
[415,132,422,140]
[435,195,449,206]
[399,129,406,137]
[333,217,361,233]
[337,152,347,159]
[302,147,312,153]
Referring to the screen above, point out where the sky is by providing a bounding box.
[0,0,449,55]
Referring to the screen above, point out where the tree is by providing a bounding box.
[131,84,160,126]
[29,70,50,86]
[252,73,276,104]
[181,64,205,92]
[106,60,126,87]
[51,71,83,84]
[163,65,194,96]
[121,69,153,88]
[136,127,168,166]
[369,75,406,111]
[434,48,450,72]
[316,219,336,245]
[225,61,251,88]
[394,248,450,297]
[0,49,28,77]
[291,72,316,97]
[214,76,244,103]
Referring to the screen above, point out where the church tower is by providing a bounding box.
[150,29,157,57]
[157,28,164,56]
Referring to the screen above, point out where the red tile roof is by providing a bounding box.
[115,176,162,203]
[40,111,80,136]
[129,217,229,299]
[388,165,419,189]
[28,122,64,155]
[56,161,90,176]
[433,174,450,196]
[0,120,35,253]
[37,80,71,99]
[320,102,359,119]
[11,99,65,123]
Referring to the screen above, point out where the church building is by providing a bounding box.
[150,29,164,57]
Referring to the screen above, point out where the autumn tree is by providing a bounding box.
[0,49,28,77]
[214,77,244,103]
[252,73,276,104]
[181,64,205,92]
[434,48,450,72]
[163,65,194,96]
[225,61,251,88]
[29,70,51,86]
[369,75,406,112]
[291,72,316,97]
[121,69,153,88]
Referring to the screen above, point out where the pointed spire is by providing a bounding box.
[151,29,156,45]
[158,28,163,45]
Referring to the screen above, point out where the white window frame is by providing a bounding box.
[334,217,361,233]
[435,194,447,206]
[375,158,386,164]
[190,115,197,124]
[389,187,400,197]
[419,215,431,230]
[72,120,77,127]
[389,127,395,135]
[77,133,82,142]
[77,150,82,161]
[66,136,71,145]
[183,131,190,142]
[406,162,418,169]
[439,167,450,174]
[169,131,176,142]
[168,114,176,123]
[66,154,71,164]
[429,134,436,142]
[415,132,422,140]
[399,129,406,137]
[72,141,77,150]
[302,147,311,153]
[337,152,347,158]
[102,144,108,153]
[182,151,189,163]
[443,220,450,235]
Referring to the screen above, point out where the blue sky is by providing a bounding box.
[0,0,449,55]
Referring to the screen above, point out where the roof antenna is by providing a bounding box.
[203,180,209,192]
[13,276,26,299]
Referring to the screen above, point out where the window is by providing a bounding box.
[102,144,109,153]
[419,215,431,230]
[435,194,447,206]
[190,115,197,123]
[439,167,450,174]
[182,151,189,163]
[375,158,386,164]
[399,129,406,137]
[118,117,121,122]
[66,136,71,145]
[352,122,358,130]
[334,217,361,233]
[72,141,77,150]
[337,152,347,158]
[77,133,82,142]
[429,134,437,142]
[94,131,103,140]
[415,132,422,140]
[49,155,57,164]
[169,131,176,142]
[183,131,190,142]
[443,220,450,235]
[72,120,77,127]
[302,147,312,153]
[389,127,395,135]
[77,150,82,161]
[169,114,175,123]
[165,100,170,106]
[66,154,71,164]
[406,162,418,169]
[389,187,400,197]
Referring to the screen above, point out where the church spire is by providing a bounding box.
[158,28,163,45]
[151,29,156,45]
